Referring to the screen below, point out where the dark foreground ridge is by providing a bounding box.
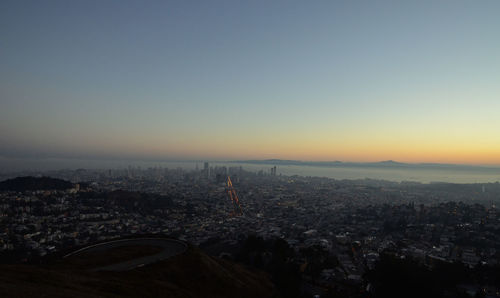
[0,239,275,298]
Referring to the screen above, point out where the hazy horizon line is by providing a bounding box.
[2,155,500,169]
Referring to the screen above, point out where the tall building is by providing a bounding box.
[271,166,277,176]
[204,162,210,178]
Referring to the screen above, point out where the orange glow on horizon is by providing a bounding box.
[27,127,500,166]
[107,138,500,166]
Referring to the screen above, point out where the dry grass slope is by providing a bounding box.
[0,245,275,298]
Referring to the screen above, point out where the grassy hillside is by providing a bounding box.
[0,245,275,298]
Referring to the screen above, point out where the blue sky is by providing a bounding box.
[1,1,500,165]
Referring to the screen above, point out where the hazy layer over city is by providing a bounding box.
[1,1,500,169]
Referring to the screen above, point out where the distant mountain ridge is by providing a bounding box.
[0,176,74,191]
[230,159,499,170]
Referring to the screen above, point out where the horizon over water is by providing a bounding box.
[1,157,500,184]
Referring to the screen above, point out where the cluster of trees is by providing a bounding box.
[365,253,500,298]
[0,176,74,191]
[235,235,302,298]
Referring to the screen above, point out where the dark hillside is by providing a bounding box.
[0,245,275,298]
[0,176,74,191]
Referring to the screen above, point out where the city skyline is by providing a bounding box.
[2,1,500,166]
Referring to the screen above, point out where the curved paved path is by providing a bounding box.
[64,238,187,272]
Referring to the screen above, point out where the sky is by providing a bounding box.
[1,0,500,166]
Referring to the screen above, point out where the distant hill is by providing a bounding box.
[0,244,275,298]
[0,176,74,191]
[231,159,500,171]
[232,159,410,167]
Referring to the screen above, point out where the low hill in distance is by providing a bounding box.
[0,176,74,191]
[232,159,500,171]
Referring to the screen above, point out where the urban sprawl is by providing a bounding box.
[1,165,500,295]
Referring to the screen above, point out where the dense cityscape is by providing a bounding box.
[1,164,499,297]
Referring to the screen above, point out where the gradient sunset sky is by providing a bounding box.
[1,1,500,165]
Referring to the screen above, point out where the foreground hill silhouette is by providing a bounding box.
[0,176,74,191]
[0,244,275,298]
